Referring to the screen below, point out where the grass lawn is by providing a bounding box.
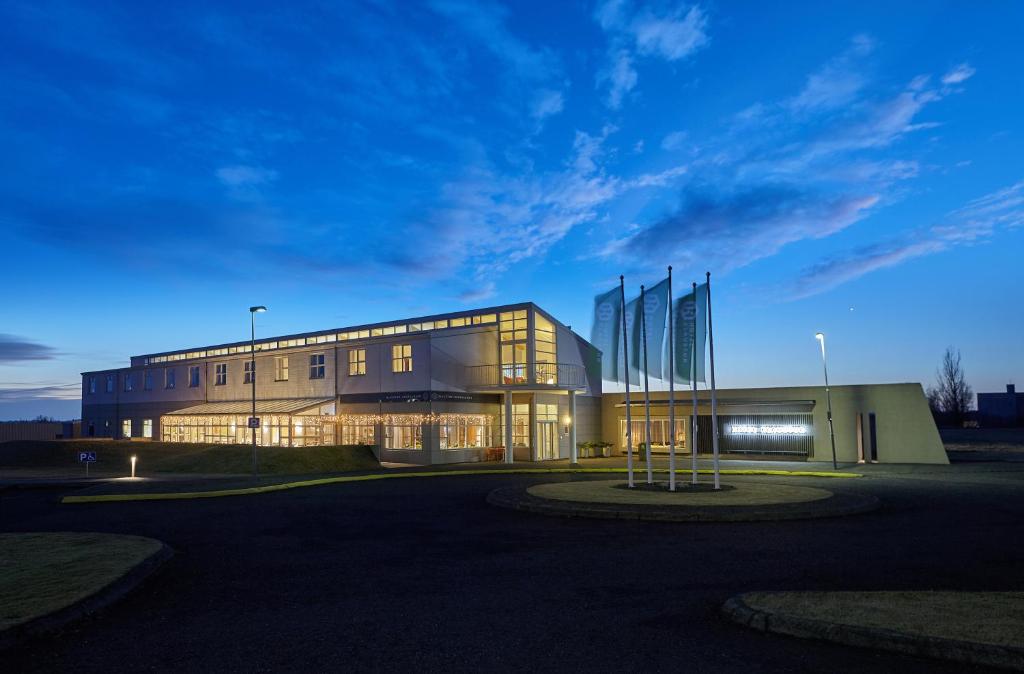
[742,591,1024,649]
[0,532,164,631]
[0,440,380,477]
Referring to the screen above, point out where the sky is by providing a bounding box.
[1,0,1023,420]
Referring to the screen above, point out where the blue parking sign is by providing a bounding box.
[79,451,96,463]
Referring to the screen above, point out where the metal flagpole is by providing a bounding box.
[706,272,721,491]
[667,267,676,492]
[640,285,654,485]
[620,276,634,488]
[691,282,699,485]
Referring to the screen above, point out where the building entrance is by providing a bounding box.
[536,421,558,460]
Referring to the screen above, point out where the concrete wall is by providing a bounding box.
[600,383,948,465]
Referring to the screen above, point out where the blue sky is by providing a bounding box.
[1,0,1023,419]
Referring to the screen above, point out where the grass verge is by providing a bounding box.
[0,532,164,632]
[0,440,379,476]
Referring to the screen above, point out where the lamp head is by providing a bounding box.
[815,332,825,342]
[250,306,267,313]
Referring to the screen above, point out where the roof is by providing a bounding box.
[162,398,334,416]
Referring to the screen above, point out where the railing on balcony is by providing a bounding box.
[463,362,588,389]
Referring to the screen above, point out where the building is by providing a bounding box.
[80,303,604,465]
[977,384,1024,427]
[81,302,948,465]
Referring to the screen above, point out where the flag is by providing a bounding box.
[673,283,707,384]
[642,278,670,380]
[621,294,641,384]
[590,286,621,383]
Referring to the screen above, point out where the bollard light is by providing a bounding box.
[130,454,137,479]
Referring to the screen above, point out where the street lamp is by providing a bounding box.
[815,332,838,470]
[250,306,267,476]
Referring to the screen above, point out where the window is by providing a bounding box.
[215,363,227,386]
[144,370,154,391]
[309,353,325,379]
[341,419,376,445]
[165,369,176,389]
[244,360,255,384]
[143,419,153,439]
[384,424,422,449]
[391,344,412,373]
[106,374,114,393]
[440,415,494,449]
[88,376,96,395]
[275,356,289,381]
[535,313,558,384]
[348,349,366,376]
[124,373,134,392]
[499,310,529,384]
[189,365,200,387]
[122,419,132,438]
[499,404,531,447]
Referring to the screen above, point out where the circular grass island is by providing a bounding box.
[487,478,879,523]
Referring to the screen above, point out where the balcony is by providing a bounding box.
[463,363,587,390]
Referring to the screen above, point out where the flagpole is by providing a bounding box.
[691,281,699,485]
[620,276,634,488]
[640,284,653,485]
[706,272,721,491]
[667,267,676,492]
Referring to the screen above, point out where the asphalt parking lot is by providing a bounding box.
[1,467,1022,673]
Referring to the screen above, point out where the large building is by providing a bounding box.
[81,303,604,465]
[81,302,949,465]
[977,384,1024,427]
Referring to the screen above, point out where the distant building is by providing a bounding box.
[977,384,1024,427]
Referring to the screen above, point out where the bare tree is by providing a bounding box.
[926,347,973,426]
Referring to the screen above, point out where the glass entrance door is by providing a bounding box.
[537,421,558,461]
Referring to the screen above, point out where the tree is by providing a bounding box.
[926,347,973,426]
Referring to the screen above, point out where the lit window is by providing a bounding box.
[244,361,255,384]
[144,370,154,391]
[450,317,468,327]
[106,374,115,393]
[143,419,153,439]
[348,349,366,376]
[165,369,176,389]
[392,344,412,373]
[189,366,200,387]
[88,376,96,395]
[309,353,325,379]
[122,419,132,438]
[384,424,422,449]
[124,373,134,392]
[215,363,227,386]
[275,356,289,381]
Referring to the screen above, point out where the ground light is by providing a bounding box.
[815,332,839,470]
[130,454,137,479]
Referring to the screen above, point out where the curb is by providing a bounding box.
[0,540,173,652]
[61,467,861,505]
[722,593,1024,671]
[486,486,880,523]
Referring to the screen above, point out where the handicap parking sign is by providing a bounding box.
[78,451,97,463]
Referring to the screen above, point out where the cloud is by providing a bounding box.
[595,2,709,107]
[941,63,975,85]
[792,179,1024,297]
[0,383,80,401]
[661,130,688,151]
[457,281,497,303]
[0,335,59,363]
[788,35,874,113]
[609,185,879,271]
[531,89,565,120]
[216,165,278,187]
[603,49,638,109]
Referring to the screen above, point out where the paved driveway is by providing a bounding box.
[1,468,1021,672]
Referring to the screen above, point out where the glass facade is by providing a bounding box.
[534,314,557,384]
[499,310,528,384]
[439,415,495,449]
[160,410,336,446]
[619,418,687,450]
[384,425,422,449]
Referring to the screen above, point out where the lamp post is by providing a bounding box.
[250,306,267,476]
[815,332,838,470]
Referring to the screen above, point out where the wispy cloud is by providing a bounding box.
[0,335,59,364]
[792,179,1024,298]
[216,165,278,187]
[942,62,975,85]
[788,34,874,113]
[530,89,565,121]
[0,383,80,401]
[661,130,688,151]
[595,1,709,107]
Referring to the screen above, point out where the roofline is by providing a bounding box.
[130,301,546,362]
